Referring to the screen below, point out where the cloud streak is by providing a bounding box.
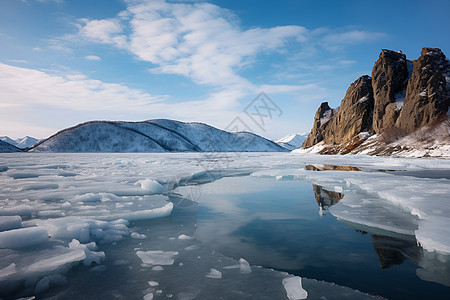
[75,0,307,88]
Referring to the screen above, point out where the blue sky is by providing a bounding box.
[1,0,449,140]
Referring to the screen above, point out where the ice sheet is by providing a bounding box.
[0,152,448,298]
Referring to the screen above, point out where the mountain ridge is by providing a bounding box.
[30,119,288,153]
[0,136,39,149]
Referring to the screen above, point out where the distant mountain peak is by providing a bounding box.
[275,133,307,150]
[0,136,40,149]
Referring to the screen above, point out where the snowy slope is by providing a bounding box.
[0,136,39,149]
[276,133,307,150]
[0,140,22,152]
[31,120,287,153]
[296,119,450,158]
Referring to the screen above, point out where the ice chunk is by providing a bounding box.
[239,258,252,274]
[205,268,222,279]
[131,232,147,239]
[137,179,164,194]
[283,276,308,300]
[0,216,22,232]
[0,204,32,218]
[0,227,48,249]
[143,293,154,300]
[178,234,193,240]
[102,202,173,221]
[36,217,129,243]
[25,248,86,274]
[184,245,200,251]
[136,250,179,267]
[74,193,120,203]
[148,281,159,286]
[69,239,105,266]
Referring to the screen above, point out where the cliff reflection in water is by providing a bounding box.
[311,184,421,270]
[305,164,361,172]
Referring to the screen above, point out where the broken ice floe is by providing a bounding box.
[1,152,449,298]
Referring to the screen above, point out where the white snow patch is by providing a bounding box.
[239,258,252,274]
[283,276,308,300]
[143,292,154,300]
[358,95,369,103]
[137,179,164,194]
[178,234,193,240]
[319,109,333,126]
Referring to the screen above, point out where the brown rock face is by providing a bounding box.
[396,48,449,132]
[302,48,449,154]
[371,49,409,133]
[302,102,335,148]
[303,76,374,148]
[322,75,374,144]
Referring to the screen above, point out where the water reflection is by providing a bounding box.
[175,175,450,299]
[371,234,419,269]
[310,184,421,271]
[305,164,361,172]
[312,184,344,208]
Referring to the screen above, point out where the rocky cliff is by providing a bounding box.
[396,48,449,132]
[371,49,410,134]
[302,48,450,157]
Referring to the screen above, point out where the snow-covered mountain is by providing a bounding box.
[0,140,23,152]
[275,133,307,150]
[31,120,288,153]
[0,136,40,149]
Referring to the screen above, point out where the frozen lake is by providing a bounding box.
[1,153,449,299]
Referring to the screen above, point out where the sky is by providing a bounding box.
[1,0,449,140]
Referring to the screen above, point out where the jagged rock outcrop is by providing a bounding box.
[302,47,450,157]
[396,48,449,132]
[302,102,335,148]
[371,49,409,133]
[322,75,374,144]
[303,76,374,148]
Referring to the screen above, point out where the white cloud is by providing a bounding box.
[77,18,127,48]
[75,0,307,88]
[85,55,101,61]
[321,29,387,51]
[0,62,165,112]
[0,62,320,139]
